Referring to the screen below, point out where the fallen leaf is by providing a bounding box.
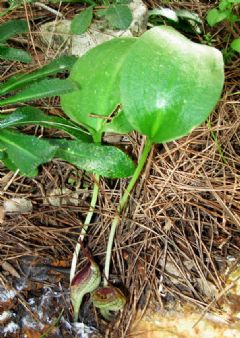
[4,198,32,213]
[0,206,5,223]
[2,261,20,278]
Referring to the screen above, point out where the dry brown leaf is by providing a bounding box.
[0,206,5,224]
[2,261,20,278]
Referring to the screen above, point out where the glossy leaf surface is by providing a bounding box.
[53,139,135,178]
[0,129,57,176]
[0,79,78,106]
[0,106,91,142]
[61,38,136,133]
[0,55,77,96]
[120,26,224,143]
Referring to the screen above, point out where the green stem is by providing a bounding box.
[70,131,102,284]
[104,138,153,285]
[70,174,100,284]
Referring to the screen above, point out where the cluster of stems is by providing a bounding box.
[70,136,153,319]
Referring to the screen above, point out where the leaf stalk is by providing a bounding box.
[104,138,153,285]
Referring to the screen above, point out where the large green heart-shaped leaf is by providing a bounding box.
[61,38,136,134]
[120,26,224,143]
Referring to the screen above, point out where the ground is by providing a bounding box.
[0,1,240,337]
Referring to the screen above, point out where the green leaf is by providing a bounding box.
[148,8,203,34]
[0,45,32,63]
[176,9,203,34]
[53,139,135,178]
[176,9,202,25]
[120,26,224,143]
[0,129,57,176]
[71,6,93,35]
[0,106,92,142]
[2,155,24,174]
[0,19,28,43]
[0,78,78,106]
[61,38,136,133]
[206,8,229,26]
[98,5,133,30]
[0,55,77,96]
[219,0,232,11]
[231,38,240,52]
[148,8,179,22]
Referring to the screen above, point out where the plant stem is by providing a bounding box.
[104,138,153,285]
[70,131,102,283]
[70,174,100,283]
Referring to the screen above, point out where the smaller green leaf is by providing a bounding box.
[206,8,229,26]
[219,1,232,11]
[0,106,92,142]
[176,9,203,34]
[0,19,28,43]
[0,55,77,96]
[0,129,57,177]
[53,139,135,178]
[98,5,133,30]
[231,38,240,52]
[71,6,93,35]
[148,8,203,34]
[0,46,32,63]
[148,8,179,22]
[0,79,78,106]
[176,9,202,25]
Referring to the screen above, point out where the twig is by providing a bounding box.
[34,2,65,18]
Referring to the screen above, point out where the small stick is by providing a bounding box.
[34,2,65,18]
